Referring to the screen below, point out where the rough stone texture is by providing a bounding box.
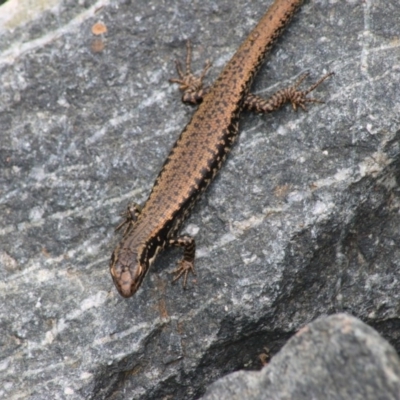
[200,314,400,400]
[1,0,400,399]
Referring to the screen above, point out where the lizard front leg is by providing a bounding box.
[115,202,142,236]
[168,235,196,288]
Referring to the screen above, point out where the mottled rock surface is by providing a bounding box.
[1,0,400,399]
[201,314,400,400]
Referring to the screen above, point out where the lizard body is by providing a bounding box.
[110,0,332,297]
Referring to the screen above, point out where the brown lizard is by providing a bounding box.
[110,0,333,297]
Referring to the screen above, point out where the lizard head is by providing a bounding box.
[109,247,149,298]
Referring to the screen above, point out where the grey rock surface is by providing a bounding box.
[1,0,400,399]
[200,314,400,400]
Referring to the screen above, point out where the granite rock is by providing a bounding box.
[1,0,400,399]
[201,314,400,400]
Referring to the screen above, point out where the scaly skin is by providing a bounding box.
[110,0,332,297]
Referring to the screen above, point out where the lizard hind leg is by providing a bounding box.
[244,71,334,113]
[169,40,212,105]
[288,71,335,111]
